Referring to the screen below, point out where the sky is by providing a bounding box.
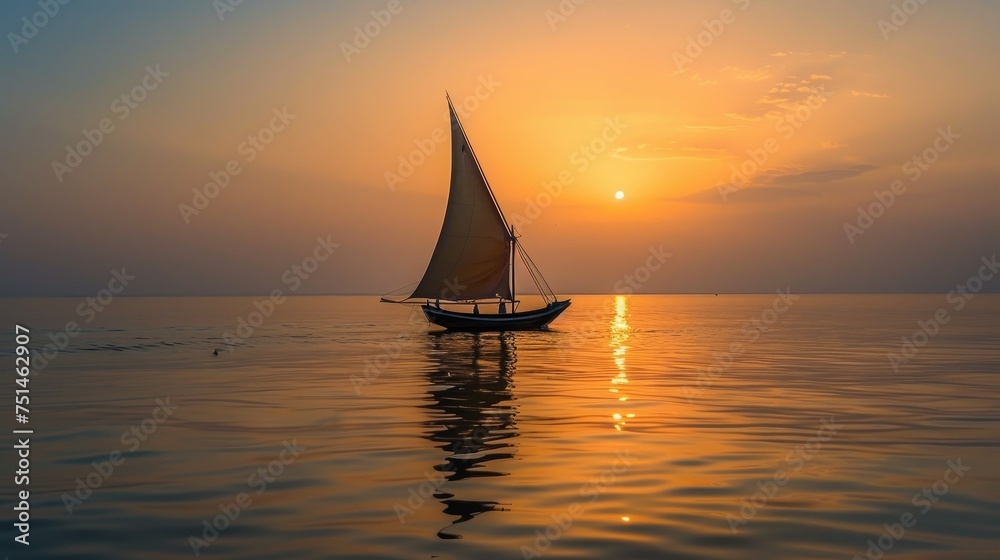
[1,0,998,296]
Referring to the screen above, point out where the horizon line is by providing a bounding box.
[2,292,998,299]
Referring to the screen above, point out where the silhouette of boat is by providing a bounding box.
[381,94,570,331]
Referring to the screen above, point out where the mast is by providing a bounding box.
[510,226,516,311]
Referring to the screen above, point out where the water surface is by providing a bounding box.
[1,295,998,559]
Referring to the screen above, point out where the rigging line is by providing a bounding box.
[516,239,557,300]
[516,243,553,303]
[382,280,419,299]
[528,252,556,299]
[531,259,555,301]
[515,245,539,292]
[516,244,539,290]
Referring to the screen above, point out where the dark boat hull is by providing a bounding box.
[422,300,571,331]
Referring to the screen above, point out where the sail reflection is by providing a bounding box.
[421,332,519,539]
[609,295,635,431]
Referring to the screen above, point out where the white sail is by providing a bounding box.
[410,96,513,301]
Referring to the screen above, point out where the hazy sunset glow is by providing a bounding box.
[2,0,998,295]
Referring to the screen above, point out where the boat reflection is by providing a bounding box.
[421,331,519,539]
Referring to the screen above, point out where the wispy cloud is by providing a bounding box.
[683,123,746,131]
[727,75,831,120]
[673,163,877,205]
[770,50,858,59]
[724,112,765,123]
[687,72,718,86]
[721,65,772,81]
[851,89,891,99]
[673,185,822,204]
[672,72,718,86]
[759,163,877,185]
[610,143,729,161]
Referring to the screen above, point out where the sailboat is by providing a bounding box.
[381,94,571,331]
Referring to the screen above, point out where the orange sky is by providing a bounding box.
[2,0,998,295]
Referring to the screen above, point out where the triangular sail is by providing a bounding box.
[410,96,513,301]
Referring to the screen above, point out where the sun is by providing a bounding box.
[615,190,625,200]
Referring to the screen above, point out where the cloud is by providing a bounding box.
[688,73,718,86]
[822,141,850,149]
[610,143,729,161]
[724,112,766,123]
[683,123,746,131]
[721,65,772,81]
[727,75,832,120]
[851,90,891,99]
[673,72,718,86]
[672,185,822,204]
[759,164,877,185]
[671,163,878,205]
[770,50,855,59]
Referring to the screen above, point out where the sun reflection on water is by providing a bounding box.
[609,295,633,431]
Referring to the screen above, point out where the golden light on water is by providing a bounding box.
[610,295,633,432]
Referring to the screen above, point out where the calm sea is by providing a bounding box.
[1,295,998,559]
